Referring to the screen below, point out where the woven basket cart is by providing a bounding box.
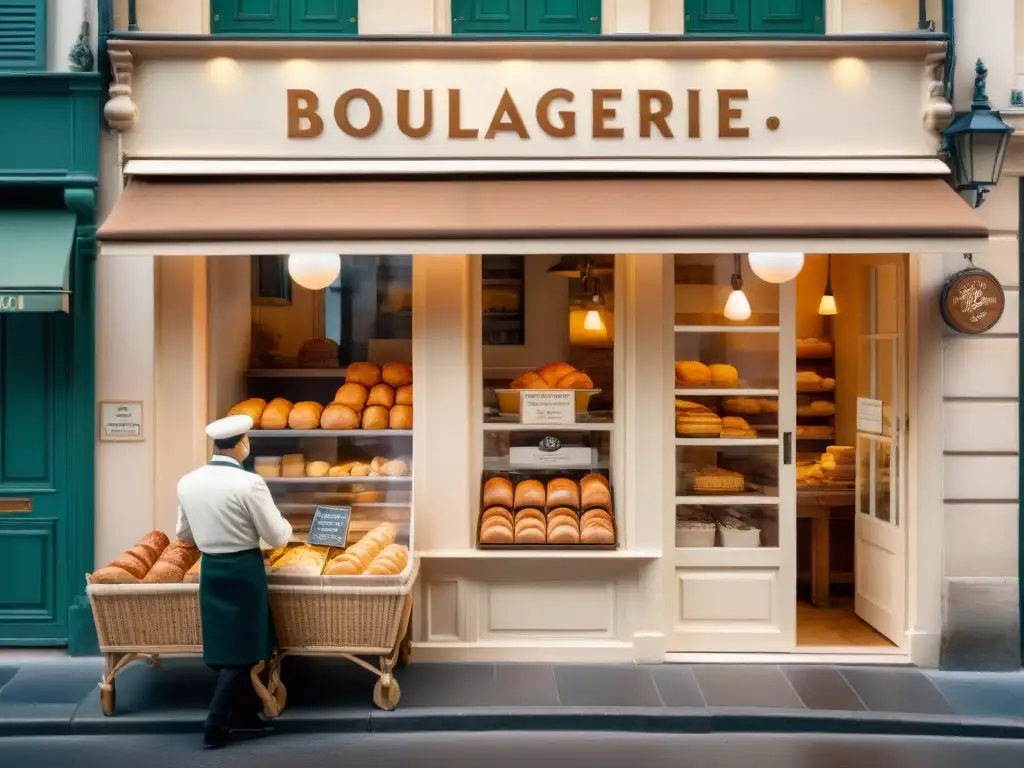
[85,556,417,716]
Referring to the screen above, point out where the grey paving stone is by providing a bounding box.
[942,579,1022,671]
[386,663,498,707]
[927,671,1024,719]
[690,665,803,709]
[647,665,705,708]
[72,658,213,726]
[839,667,953,715]
[0,659,102,704]
[494,663,560,706]
[0,702,77,735]
[278,656,380,709]
[553,665,662,707]
[781,666,866,711]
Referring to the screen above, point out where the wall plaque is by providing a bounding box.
[940,268,1005,334]
[99,401,144,441]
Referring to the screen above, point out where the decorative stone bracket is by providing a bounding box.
[104,49,137,133]
[923,51,953,135]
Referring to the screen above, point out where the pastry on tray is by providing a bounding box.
[675,361,711,387]
[676,402,723,437]
[693,468,745,494]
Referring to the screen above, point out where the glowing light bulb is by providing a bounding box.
[818,293,838,315]
[724,289,751,321]
[288,253,341,291]
[747,252,804,283]
[583,309,603,331]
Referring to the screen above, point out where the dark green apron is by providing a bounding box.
[196,462,276,667]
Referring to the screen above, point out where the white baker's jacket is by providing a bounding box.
[176,456,293,554]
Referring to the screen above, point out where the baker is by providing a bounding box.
[175,413,293,749]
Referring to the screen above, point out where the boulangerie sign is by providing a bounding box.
[939,268,1005,334]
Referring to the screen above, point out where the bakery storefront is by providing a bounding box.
[95,37,987,666]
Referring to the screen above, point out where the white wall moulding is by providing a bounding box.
[108,38,948,165]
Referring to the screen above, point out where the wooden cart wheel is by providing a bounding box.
[372,677,401,711]
[100,684,116,716]
[274,680,288,713]
[397,621,413,668]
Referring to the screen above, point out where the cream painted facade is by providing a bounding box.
[95,1,1020,669]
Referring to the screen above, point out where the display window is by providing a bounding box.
[477,255,618,549]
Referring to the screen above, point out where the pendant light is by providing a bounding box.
[747,252,805,284]
[569,263,614,347]
[724,254,752,321]
[818,253,838,315]
[288,253,341,291]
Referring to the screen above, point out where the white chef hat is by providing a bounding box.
[205,414,253,440]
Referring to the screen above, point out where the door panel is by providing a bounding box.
[751,0,823,33]
[0,312,70,643]
[684,0,752,33]
[452,0,527,33]
[291,0,358,34]
[526,0,601,34]
[211,0,289,33]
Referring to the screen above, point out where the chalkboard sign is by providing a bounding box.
[307,505,352,547]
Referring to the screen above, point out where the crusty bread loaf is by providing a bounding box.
[388,405,413,429]
[324,524,396,575]
[346,362,382,388]
[367,383,395,409]
[288,401,324,430]
[381,459,409,477]
[183,557,201,584]
[260,398,293,430]
[555,371,593,389]
[334,383,368,412]
[365,544,410,575]
[483,477,514,508]
[382,361,413,388]
[159,545,195,572]
[228,398,267,424]
[306,461,330,478]
[143,560,186,583]
[91,566,140,584]
[321,403,359,430]
[140,530,170,553]
[395,384,413,406]
[362,405,389,430]
[126,545,158,570]
[545,478,579,510]
[110,552,149,580]
[514,479,546,508]
[580,474,612,509]
[272,545,330,576]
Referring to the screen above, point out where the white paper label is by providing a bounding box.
[100,401,143,440]
[520,391,575,425]
[856,397,883,435]
[509,445,595,468]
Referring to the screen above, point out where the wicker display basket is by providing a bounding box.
[84,557,418,716]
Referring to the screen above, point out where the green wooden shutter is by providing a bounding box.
[211,0,289,33]
[684,0,751,33]
[291,0,358,34]
[526,0,601,34]
[452,0,527,34]
[0,0,46,71]
[750,0,823,33]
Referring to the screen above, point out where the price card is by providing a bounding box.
[520,391,575,425]
[307,505,352,548]
[856,397,883,435]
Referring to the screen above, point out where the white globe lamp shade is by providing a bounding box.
[288,253,341,291]
[723,289,751,321]
[747,252,805,284]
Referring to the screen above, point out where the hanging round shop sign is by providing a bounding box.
[939,267,1005,334]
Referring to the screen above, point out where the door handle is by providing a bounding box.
[783,431,793,465]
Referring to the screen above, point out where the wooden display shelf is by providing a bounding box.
[674,325,780,334]
[675,437,778,447]
[250,429,413,438]
[265,476,412,485]
[675,388,779,397]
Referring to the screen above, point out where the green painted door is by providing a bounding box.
[291,0,358,34]
[526,0,601,34]
[0,311,71,644]
[452,0,527,33]
[684,0,752,32]
[211,0,289,33]
[751,0,823,33]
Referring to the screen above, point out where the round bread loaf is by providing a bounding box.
[580,474,612,509]
[515,526,546,544]
[228,398,267,423]
[548,524,580,544]
[382,459,409,477]
[260,398,293,429]
[483,477,514,508]
[322,403,359,430]
[545,478,579,509]
[482,506,514,527]
[349,462,370,476]
[334,383,368,412]
[581,526,614,545]
[288,401,324,430]
[395,384,413,406]
[346,362,382,388]
[513,479,545,508]
[480,522,514,544]
[362,405,389,430]
[306,461,330,477]
[367,383,395,409]
[389,405,413,429]
[514,518,547,537]
[514,508,545,525]
[382,361,413,388]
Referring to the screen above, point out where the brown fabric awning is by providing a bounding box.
[98,176,987,242]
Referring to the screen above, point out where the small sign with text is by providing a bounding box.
[520,391,575,425]
[307,505,352,548]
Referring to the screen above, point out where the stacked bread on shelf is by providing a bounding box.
[797,445,856,487]
[723,397,778,415]
[226,361,413,431]
[509,361,593,390]
[255,453,411,479]
[693,468,746,494]
[264,524,411,576]
[675,361,739,388]
[796,337,834,359]
[90,531,200,584]
[478,474,615,546]
[796,371,835,392]
[675,400,757,438]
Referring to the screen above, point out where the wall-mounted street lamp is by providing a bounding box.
[943,59,1014,208]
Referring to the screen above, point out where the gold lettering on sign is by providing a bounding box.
[334,89,383,138]
[448,89,478,139]
[687,89,701,138]
[536,89,575,138]
[287,89,324,138]
[717,89,749,138]
[592,89,624,139]
[0,498,31,513]
[485,89,530,139]
[398,89,433,138]
[638,90,673,138]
